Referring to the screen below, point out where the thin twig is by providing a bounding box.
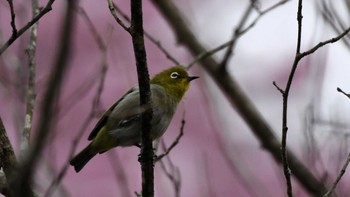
[112,2,179,65]
[159,153,181,197]
[188,0,289,68]
[279,1,304,196]
[13,0,77,195]
[20,0,39,161]
[298,26,350,59]
[0,0,56,55]
[240,0,290,35]
[323,153,350,197]
[6,0,17,36]
[337,87,350,99]
[151,0,329,195]
[219,2,255,71]
[317,0,350,48]
[279,1,350,197]
[44,21,112,197]
[108,152,132,197]
[155,111,185,162]
[107,0,130,32]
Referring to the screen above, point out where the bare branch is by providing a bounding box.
[5,0,17,36]
[273,81,284,94]
[156,112,185,162]
[337,87,350,99]
[0,0,56,55]
[299,26,350,59]
[0,117,18,196]
[188,0,289,68]
[107,0,130,32]
[44,21,112,197]
[12,0,78,195]
[20,0,39,161]
[219,2,255,71]
[151,0,328,196]
[110,2,180,65]
[323,153,350,197]
[159,154,181,197]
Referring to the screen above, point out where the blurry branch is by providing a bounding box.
[155,112,185,162]
[20,0,39,161]
[0,0,56,55]
[44,12,112,197]
[0,168,10,196]
[108,152,132,197]
[159,151,181,197]
[274,0,350,195]
[337,87,350,99]
[151,0,329,196]
[107,0,130,32]
[12,0,78,196]
[323,153,350,197]
[5,0,17,36]
[108,1,179,65]
[129,0,154,196]
[318,0,350,48]
[0,117,18,196]
[219,1,255,71]
[188,0,289,68]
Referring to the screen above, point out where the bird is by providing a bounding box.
[70,66,199,172]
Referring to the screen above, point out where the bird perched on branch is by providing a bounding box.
[70,66,199,172]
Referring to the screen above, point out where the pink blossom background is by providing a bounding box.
[1,0,350,197]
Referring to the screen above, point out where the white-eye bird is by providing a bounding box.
[70,66,198,172]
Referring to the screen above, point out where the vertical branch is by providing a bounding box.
[44,15,112,197]
[6,0,17,36]
[11,0,78,196]
[20,0,39,161]
[279,1,304,196]
[130,0,153,196]
[0,117,17,196]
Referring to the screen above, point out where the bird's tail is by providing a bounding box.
[70,143,97,173]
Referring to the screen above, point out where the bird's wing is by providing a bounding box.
[88,87,136,140]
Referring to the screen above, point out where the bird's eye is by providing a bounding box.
[170,72,180,79]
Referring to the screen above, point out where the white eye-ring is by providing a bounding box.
[170,72,180,79]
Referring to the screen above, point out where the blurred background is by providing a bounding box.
[1,0,350,196]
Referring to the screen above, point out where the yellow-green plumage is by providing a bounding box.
[70,66,198,172]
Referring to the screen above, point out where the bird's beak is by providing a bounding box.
[187,76,199,81]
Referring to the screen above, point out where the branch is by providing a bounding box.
[5,0,17,36]
[323,153,350,197]
[109,1,179,65]
[156,112,185,162]
[219,2,255,71]
[159,153,181,197]
[188,0,289,68]
[0,0,56,55]
[11,0,77,195]
[151,0,329,196]
[20,0,39,161]
[337,87,350,99]
[44,15,112,197]
[0,117,18,196]
[278,0,305,195]
[130,0,154,196]
[298,26,350,59]
[107,0,130,32]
